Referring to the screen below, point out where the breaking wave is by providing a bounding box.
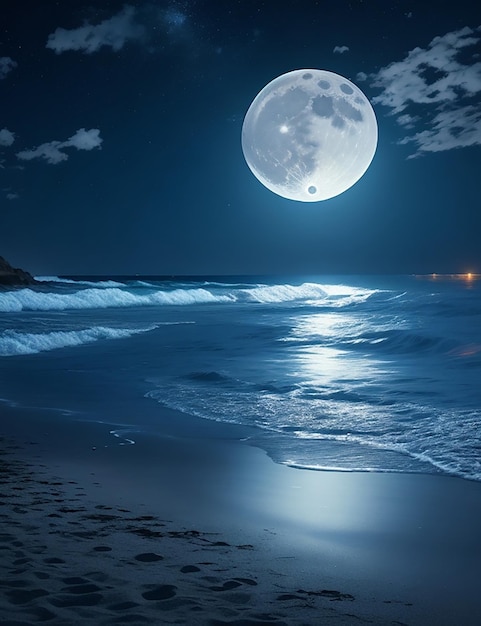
[35,276,126,288]
[0,281,378,312]
[241,283,328,303]
[0,287,233,312]
[239,283,377,304]
[0,325,157,356]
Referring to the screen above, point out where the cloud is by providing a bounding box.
[17,142,69,165]
[46,4,198,58]
[0,56,17,79]
[2,187,19,200]
[64,128,103,150]
[46,6,144,54]
[333,45,349,54]
[16,129,103,165]
[398,105,481,157]
[0,128,15,147]
[367,25,481,157]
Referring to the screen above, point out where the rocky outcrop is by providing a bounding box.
[0,256,38,286]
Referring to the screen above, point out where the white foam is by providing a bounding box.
[35,276,125,288]
[0,281,381,312]
[0,325,156,356]
[110,430,136,446]
[240,282,378,305]
[0,287,233,312]
[242,283,328,303]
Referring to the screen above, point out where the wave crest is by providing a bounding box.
[35,276,125,288]
[0,325,156,356]
[0,287,233,312]
[0,281,380,312]
[241,282,327,303]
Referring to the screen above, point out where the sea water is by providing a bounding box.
[1,274,480,481]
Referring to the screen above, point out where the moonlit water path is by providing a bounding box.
[1,274,480,482]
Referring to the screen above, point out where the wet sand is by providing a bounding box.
[1,404,481,625]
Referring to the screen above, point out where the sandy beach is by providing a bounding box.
[1,403,481,626]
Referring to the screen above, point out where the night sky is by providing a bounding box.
[1,0,480,276]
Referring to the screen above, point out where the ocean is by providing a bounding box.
[1,274,480,482]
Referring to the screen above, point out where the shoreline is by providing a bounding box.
[2,403,481,624]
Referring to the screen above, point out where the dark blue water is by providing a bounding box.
[1,274,480,481]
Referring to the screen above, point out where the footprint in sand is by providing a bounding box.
[180,565,201,573]
[209,580,243,592]
[5,588,49,604]
[209,578,258,592]
[134,552,163,562]
[142,584,177,601]
[296,588,355,601]
[43,557,65,564]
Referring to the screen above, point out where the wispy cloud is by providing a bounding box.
[46,4,194,57]
[0,128,15,147]
[333,45,349,54]
[361,26,481,158]
[17,129,103,165]
[0,57,17,79]
[46,6,144,54]
[2,186,19,200]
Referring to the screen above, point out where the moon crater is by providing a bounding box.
[312,95,335,119]
[340,83,354,95]
[242,69,378,202]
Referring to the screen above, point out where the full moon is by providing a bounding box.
[241,69,378,202]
